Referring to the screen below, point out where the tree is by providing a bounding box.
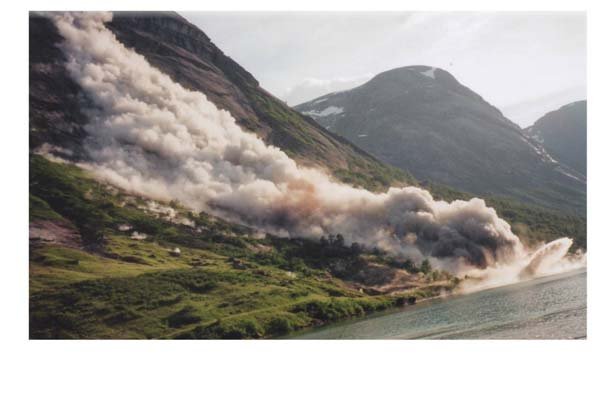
[350,242,362,256]
[334,233,345,248]
[403,259,418,274]
[319,235,329,247]
[420,259,432,274]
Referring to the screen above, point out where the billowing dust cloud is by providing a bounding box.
[49,12,584,279]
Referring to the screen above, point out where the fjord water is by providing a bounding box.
[293,268,586,339]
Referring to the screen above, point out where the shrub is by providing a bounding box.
[265,315,294,336]
[420,259,432,274]
[292,298,367,322]
[166,305,201,328]
[192,318,265,339]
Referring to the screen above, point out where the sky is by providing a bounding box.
[184,12,586,127]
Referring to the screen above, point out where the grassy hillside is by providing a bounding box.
[29,155,451,339]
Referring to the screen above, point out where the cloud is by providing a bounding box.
[187,12,586,128]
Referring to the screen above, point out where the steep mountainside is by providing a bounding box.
[28,13,586,339]
[29,12,586,249]
[524,100,587,177]
[295,66,586,215]
[29,11,414,191]
[29,16,89,159]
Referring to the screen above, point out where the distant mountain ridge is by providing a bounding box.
[295,65,586,215]
[524,100,586,177]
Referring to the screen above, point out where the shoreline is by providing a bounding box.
[286,267,587,339]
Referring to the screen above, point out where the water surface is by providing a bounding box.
[292,268,586,339]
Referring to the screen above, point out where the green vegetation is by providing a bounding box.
[30,237,420,339]
[29,155,450,339]
[420,259,432,275]
[29,155,585,339]
[30,194,64,221]
[332,161,414,192]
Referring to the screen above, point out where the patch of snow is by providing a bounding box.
[420,67,437,79]
[556,167,584,182]
[358,134,368,138]
[312,97,328,105]
[520,135,557,164]
[523,128,545,143]
[319,106,344,116]
[303,106,344,118]
[523,137,586,183]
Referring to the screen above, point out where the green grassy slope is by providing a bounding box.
[29,155,585,339]
[29,155,449,339]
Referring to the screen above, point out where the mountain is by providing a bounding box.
[295,66,586,215]
[28,13,586,339]
[29,13,585,251]
[524,100,586,177]
[29,11,413,192]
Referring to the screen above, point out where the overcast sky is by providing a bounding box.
[184,12,586,127]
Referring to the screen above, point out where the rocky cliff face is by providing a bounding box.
[29,11,414,191]
[295,66,586,215]
[524,100,586,177]
[29,15,89,159]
